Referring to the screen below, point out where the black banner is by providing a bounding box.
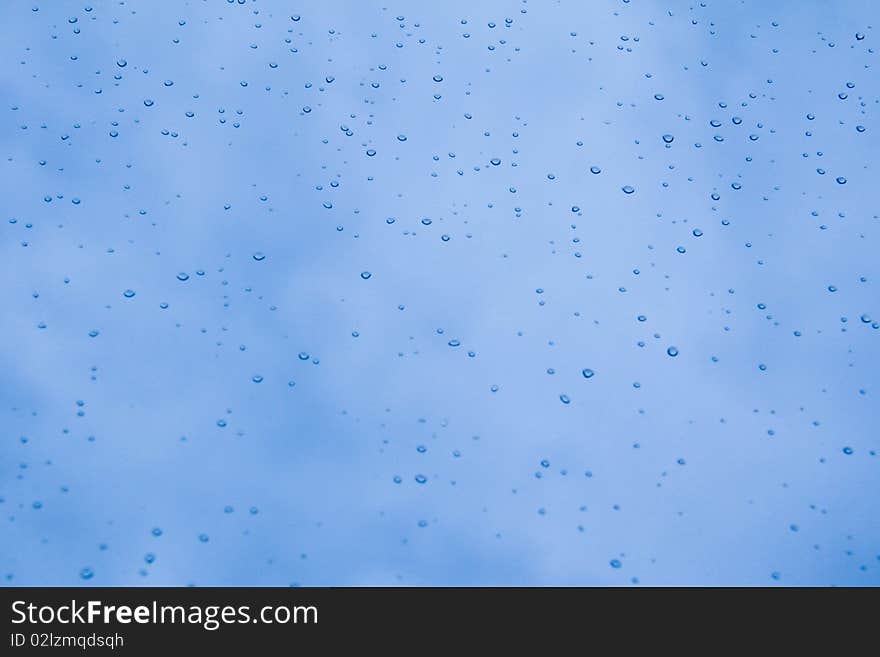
[0,587,872,653]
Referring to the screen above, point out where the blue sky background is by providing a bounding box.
[1,0,878,586]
